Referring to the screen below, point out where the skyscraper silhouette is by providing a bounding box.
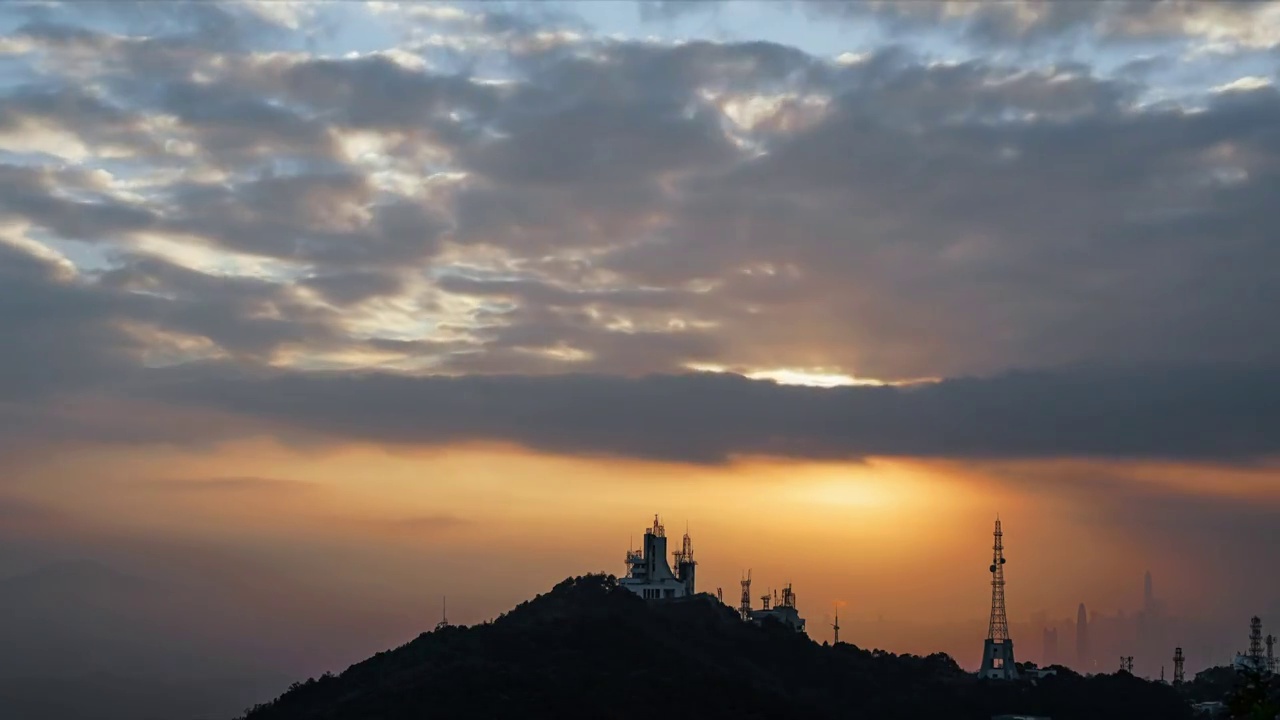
[1042,626,1059,667]
[1076,603,1090,670]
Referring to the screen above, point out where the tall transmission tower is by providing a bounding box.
[988,518,1010,642]
[978,517,1018,680]
[1249,617,1264,669]
[739,570,753,621]
[716,587,724,603]
[1173,647,1185,684]
[831,607,841,645]
[1267,634,1276,675]
[1120,656,1134,674]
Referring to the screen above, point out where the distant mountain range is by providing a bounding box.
[240,574,1196,720]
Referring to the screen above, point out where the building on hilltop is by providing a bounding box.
[1233,616,1271,675]
[619,515,696,600]
[748,583,806,633]
[619,514,807,634]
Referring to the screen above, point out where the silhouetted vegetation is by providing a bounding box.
[1224,667,1280,719]
[241,574,1194,720]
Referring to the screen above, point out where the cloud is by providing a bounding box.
[0,496,59,523]
[132,362,1280,464]
[138,477,316,494]
[0,2,1279,466]
[810,0,1280,49]
[391,514,472,533]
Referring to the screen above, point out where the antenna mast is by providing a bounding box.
[1120,656,1134,674]
[988,518,1010,641]
[1267,634,1276,674]
[978,516,1018,680]
[1173,647,1185,684]
[739,570,752,621]
[435,595,449,631]
[1250,617,1264,670]
[831,606,841,645]
[673,524,694,567]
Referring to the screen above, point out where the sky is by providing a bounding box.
[2,0,1280,715]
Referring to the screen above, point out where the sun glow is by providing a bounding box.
[684,364,936,388]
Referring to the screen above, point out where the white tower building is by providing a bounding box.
[619,515,695,600]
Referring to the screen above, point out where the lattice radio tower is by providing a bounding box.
[1173,647,1185,684]
[978,516,1018,680]
[1250,617,1264,669]
[1120,656,1134,674]
[988,518,1010,642]
[1267,634,1276,675]
[831,606,841,645]
[739,570,753,621]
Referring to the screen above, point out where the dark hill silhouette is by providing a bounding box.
[241,574,1193,720]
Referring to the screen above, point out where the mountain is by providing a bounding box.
[241,574,1193,720]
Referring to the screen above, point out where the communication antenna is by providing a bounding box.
[739,570,753,621]
[1174,647,1185,684]
[987,517,1010,642]
[716,587,724,603]
[1120,656,1134,674]
[1266,634,1276,674]
[1249,617,1264,669]
[761,590,772,611]
[831,606,841,645]
[435,596,449,631]
[673,524,695,567]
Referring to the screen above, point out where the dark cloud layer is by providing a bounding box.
[138,362,1280,464]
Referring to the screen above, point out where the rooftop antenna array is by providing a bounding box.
[673,522,695,568]
[1173,647,1185,684]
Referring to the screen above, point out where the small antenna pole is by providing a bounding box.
[435,595,449,631]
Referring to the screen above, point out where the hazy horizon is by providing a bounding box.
[3,1,1280,718]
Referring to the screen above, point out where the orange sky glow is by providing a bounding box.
[9,438,1278,672]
